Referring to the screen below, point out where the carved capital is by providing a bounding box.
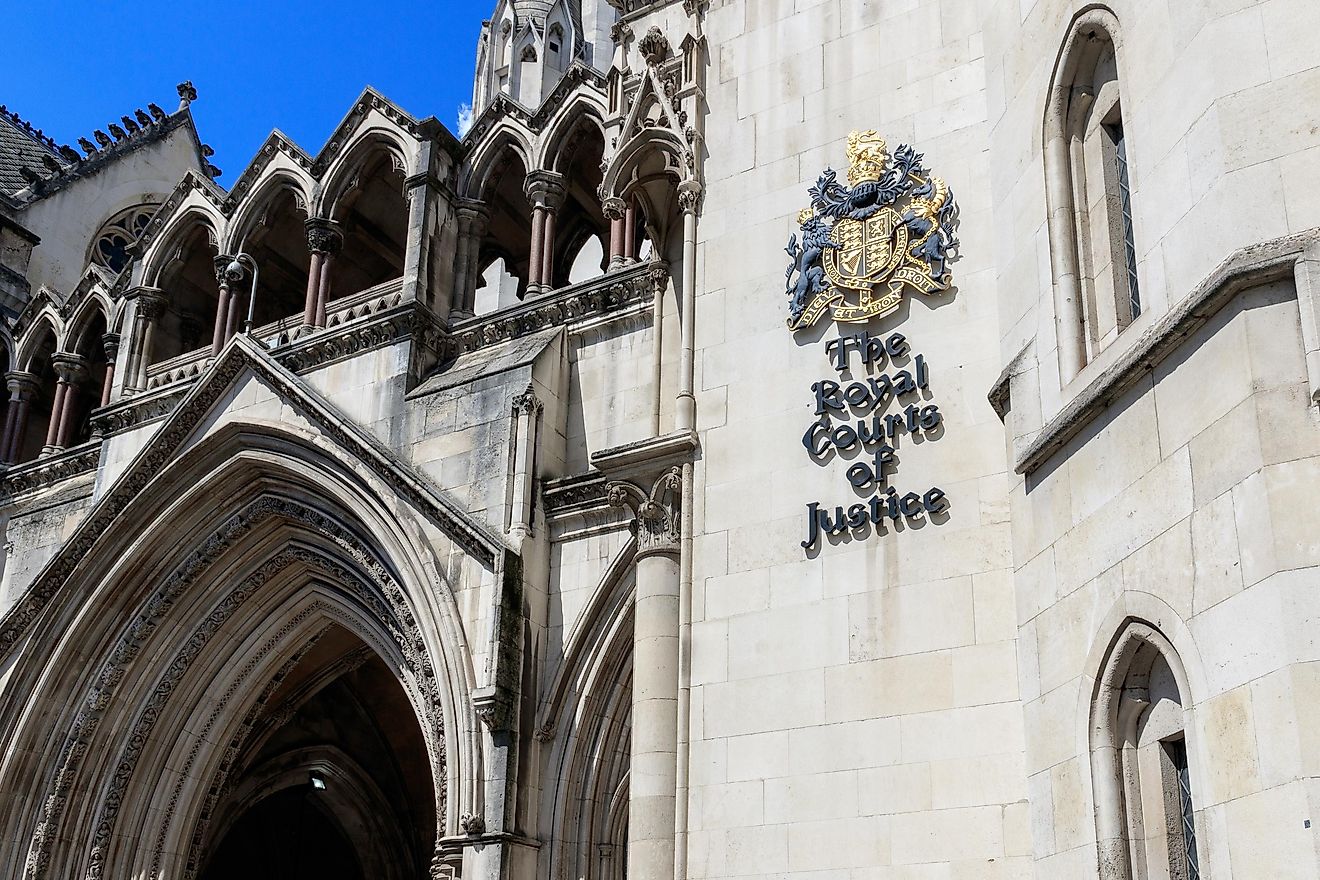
[602,197,627,222]
[134,290,168,322]
[524,170,566,210]
[213,254,240,287]
[677,181,703,216]
[5,370,40,399]
[101,332,121,359]
[512,384,543,416]
[459,813,486,836]
[639,27,670,66]
[50,353,89,384]
[607,466,682,556]
[304,218,344,256]
[647,260,670,293]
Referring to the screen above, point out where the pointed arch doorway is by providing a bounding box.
[197,623,431,880]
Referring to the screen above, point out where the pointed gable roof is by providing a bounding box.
[0,333,509,657]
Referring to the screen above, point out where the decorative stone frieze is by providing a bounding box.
[0,441,100,498]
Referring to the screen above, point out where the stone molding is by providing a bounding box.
[0,440,99,498]
[0,334,507,665]
[22,495,450,880]
[450,262,653,356]
[1002,229,1320,475]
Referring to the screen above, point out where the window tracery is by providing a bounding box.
[90,204,157,274]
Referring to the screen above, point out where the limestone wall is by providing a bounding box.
[685,0,1027,874]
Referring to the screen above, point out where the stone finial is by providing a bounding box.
[639,27,670,65]
[176,81,197,107]
[148,103,167,121]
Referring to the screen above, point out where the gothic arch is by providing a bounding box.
[460,124,536,200]
[537,93,607,174]
[539,538,636,880]
[1084,606,1208,880]
[64,292,112,356]
[0,423,481,879]
[140,207,222,289]
[14,312,61,372]
[222,170,314,254]
[318,129,414,219]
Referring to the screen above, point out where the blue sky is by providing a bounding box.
[6,0,494,184]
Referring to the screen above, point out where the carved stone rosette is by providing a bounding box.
[607,466,682,557]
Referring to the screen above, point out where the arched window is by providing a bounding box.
[89,204,157,274]
[548,23,565,70]
[1091,621,1203,880]
[1045,9,1140,380]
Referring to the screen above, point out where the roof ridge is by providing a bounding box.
[0,105,67,156]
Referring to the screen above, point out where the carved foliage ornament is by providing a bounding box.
[785,130,959,330]
[607,466,682,555]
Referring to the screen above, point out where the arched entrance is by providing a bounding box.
[197,626,433,880]
[0,425,480,880]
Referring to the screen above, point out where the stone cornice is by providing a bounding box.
[449,262,653,355]
[0,440,100,500]
[1008,230,1318,475]
[590,430,699,484]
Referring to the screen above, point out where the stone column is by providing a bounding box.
[676,183,702,433]
[604,197,627,271]
[211,256,235,356]
[508,386,543,544]
[49,353,88,451]
[1,372,40,464]
[99,334,120,408]
[304,219,343,330]
[542,206,558,290]
[608,468,683,880]
[524,171,565,297]
[130,291,167,391]
[453,201,490,320]
[527,207,546,293]
[624,198,638,264]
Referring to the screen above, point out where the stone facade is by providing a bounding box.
[0,1,1316,878]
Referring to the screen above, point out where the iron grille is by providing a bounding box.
[1168,738,1201,880]
[1111,122,1141,320]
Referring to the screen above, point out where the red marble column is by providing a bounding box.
[541,207,558,291]
[304,219,343,330]
[527,206,546,292]
[47,354,88,452]
[604,198,627,270]
[1,372,38,464]
[624,198,638,263]
[100,333,120,407]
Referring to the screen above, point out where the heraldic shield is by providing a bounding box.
[785,130,959,330]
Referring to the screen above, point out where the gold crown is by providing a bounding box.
[846,130,888,185]
[797,208,815,225]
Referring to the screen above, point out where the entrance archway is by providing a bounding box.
[0,425,480,880]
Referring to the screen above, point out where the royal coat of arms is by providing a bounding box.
[785,130,958,329]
